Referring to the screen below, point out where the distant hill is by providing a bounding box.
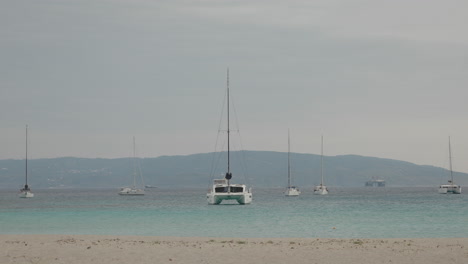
[0,151,466,189]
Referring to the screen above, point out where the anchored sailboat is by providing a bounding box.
[438,137,461,194]
[119,137,145,195]
[313,136,328,195]
[285,130,300,196]
[207,69,252,205]
[19,125,34,198]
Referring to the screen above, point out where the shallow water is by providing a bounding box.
[0,187,467,238]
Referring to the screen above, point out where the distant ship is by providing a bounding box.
[145,185,157,188]
[365,177,386,187]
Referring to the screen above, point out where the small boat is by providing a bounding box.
[313,136,328,195]
[19,125,34,198]
[438,137,461,194]
[207,69,252,205]
[119,137,145,196]
[285,130,300,196]
[365,177,386,187]
[119,187,145,195]
[145,185,157,189]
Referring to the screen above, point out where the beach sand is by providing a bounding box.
[1,235,467,264]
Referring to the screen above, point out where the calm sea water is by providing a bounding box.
[0,187,466,238]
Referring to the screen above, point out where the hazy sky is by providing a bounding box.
[2,0,468,173]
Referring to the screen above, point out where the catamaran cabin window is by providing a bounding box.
[214,186,244,193]
[215,187,228,193]
[230,186,244,192]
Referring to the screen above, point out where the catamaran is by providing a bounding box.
[313,136,328,195]
[438,137,461,194]
[19,125,34,198]
[119,137,145,195]
[207,69,252,205]
[285,130,300,196]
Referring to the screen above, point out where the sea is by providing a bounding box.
[0,187,467,238]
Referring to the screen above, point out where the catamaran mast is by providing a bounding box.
[449,136,453,183]
[288,130,291,188]
[227,69,230,175]
[133,136,137,189]
[25,125,28,188]
[225,68,232,183]
[320,136,324,186]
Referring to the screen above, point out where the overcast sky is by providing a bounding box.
[1,0,468,173]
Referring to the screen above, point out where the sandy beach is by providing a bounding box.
[1,235,466,264]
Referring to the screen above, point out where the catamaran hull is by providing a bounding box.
[313,186,328,195]
[119,192,145,196]
[118,188,145,195]
[314,190,328,195]
[438,185,461,194]
[285,188,301,196]
[207,193,252,205]
[18,191,34,198]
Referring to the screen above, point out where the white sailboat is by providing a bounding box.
[119,137,145,196]
[438,137,461,194]
[19,125,34,198]
[313,136,328,195]
[285,130,300,196]
[207,69,252,205]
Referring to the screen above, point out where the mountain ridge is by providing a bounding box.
[1,150,466,189]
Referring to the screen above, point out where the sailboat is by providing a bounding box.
[285,130,300,196]
[438,137,461,194]
[206,69,252,205]
[19,125,34,198]
[313,136,328,195]
[119,137,145,195]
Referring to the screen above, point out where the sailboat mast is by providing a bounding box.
[25,125,28,187]
[133,136,137,189]
[227,68,230,175]
[320,136,324,186]
[449,136,453,183]
[288,130,291,188]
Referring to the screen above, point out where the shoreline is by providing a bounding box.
[1,235,467,264]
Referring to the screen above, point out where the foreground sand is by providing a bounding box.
[1,235,467,264]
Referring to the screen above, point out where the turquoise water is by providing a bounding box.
[0,188,467,238]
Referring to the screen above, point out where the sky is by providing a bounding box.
[1,0,468,173]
